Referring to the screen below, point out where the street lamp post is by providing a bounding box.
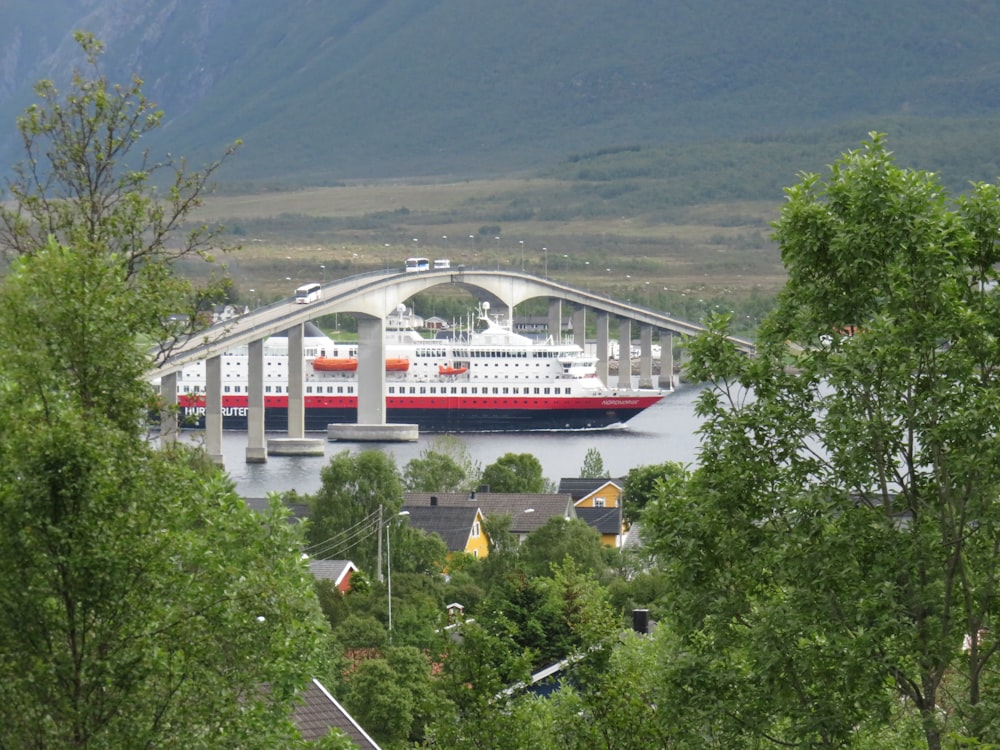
[519,240,525,271]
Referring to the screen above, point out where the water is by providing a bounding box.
[189,382,709,497]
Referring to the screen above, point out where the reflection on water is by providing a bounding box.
[183,383,709,498]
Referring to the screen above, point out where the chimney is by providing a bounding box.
[430,496,438,506]
[632,609,650,635]
[469,490,476,501]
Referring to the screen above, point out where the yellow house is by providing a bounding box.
[399,503,489,560]
[558,478,625,547]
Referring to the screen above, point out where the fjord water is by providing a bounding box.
[193,382,709,498]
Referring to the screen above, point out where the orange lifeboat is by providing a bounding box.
[385,358,410,372]
[312,357,358,372]
[438,364,469,376]
[312,357,410,372]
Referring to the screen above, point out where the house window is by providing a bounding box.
[471,521,480,537]
[594,498,606,508]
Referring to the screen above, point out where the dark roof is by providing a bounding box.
[293,678,382,748]
[308,559,358,585]
[403,492,575,534]
[400,505,482,551]
[575,506,623,535]
[557,478,624,501]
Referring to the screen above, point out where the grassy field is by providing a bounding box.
[189,177,787,329]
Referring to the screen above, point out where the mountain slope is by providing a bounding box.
[2,0,1000,185]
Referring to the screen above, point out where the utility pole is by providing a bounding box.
[376,505,383,582]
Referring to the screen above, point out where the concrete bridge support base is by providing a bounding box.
[267,437,326,456]
[327,424,419,442]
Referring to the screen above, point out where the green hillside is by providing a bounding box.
[2,0,1000,189]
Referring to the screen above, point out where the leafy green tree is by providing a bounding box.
[578,446,609,478]
[428,621,538,750]
[621,461,689,524]
[648,133,1000,749]
[0,39,327,747]
[344,645,441,747]
[481,452,547,493]
[306,450,403,573]
[0,246,327,748]
[0,32,236,362]
[443,435,484,488]
[519,516,607,579]
[403,450,466,491]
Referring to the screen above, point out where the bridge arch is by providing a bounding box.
[150,268,752,464]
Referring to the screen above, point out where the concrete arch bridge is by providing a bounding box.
[149,267,754,463]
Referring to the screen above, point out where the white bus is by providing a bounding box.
[295,282,322,303]
[433,258,451,269]
[405,257,430,273]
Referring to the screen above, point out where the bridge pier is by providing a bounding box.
[639,325,654,389]
[159,371,179,446]
[205,355,224,464]
[573,308,586,349]
[246,339,267,463]
[548,298,562,342]
[618,319,633,390]
[596,311,610,384]
[659,332,675,389]
[287,324,305,438]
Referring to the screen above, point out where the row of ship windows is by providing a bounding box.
[180,384,569,396]
[385,385,569,395]
[414,350,564,359]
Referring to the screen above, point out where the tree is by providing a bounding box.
[0,243,328,748]
[0,41,328,747]
[621,461,690,524]
[519,517,607,579]
[405,435,482,491]
[578,447,609,478]
[0,32,236,364]
[647,133,1000,749]
[481,452,547,493]
[306,450,403,574]
[403,450,466,492]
